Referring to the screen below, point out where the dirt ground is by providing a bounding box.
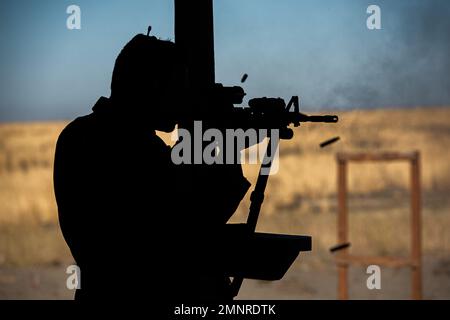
[1,254,449,300]
[238,254,450,300]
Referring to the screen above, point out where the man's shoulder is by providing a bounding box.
[62,113,93,134]
[56,113,97,151]
[59,97,110,141]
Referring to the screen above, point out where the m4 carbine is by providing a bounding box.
[192,84,339,297]
[184,84,337,140]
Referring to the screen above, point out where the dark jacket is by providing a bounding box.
[54,97,250,301]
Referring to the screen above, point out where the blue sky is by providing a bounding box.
[0,0,449,122]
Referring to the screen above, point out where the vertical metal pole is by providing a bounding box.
[337,156,349,300]
[175,0,215,88]
[411,152,422,300]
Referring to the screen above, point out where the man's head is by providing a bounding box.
[110,34,186,132]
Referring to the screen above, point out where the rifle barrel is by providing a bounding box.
[298,115,338,123]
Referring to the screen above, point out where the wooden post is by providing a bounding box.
[174,0,215,88]
[335,151,422,300]
[337,156,349,300]
[411,152,422,299]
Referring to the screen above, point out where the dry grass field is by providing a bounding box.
[0,107,450,299]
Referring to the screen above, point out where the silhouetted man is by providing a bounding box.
[54,34,186,300]
[54,33,252,301]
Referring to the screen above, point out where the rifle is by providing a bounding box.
[211,91,338,297]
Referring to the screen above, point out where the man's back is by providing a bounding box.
[54,97,175,299]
